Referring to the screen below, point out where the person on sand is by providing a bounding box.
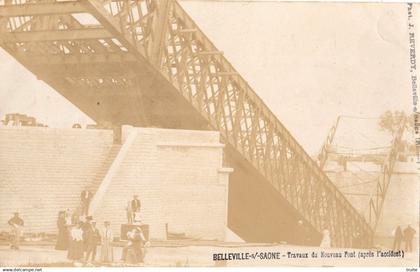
[8,212,24,250]
[130,195,141,223]
[85,221,101,264]
[126,200,133,224]
[80,188,93,217]
[403,224,416,253]
[294,220,305,246]
[392,225,403,251]
[121,227,148,264]
[319,229,331,248]
[100,221,114,263]
[55,211,69,250]
[67,222,84,263]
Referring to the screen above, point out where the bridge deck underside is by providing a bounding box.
[5,53,205,129]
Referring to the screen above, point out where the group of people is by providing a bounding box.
[55,212,114,265]
[7,212,24,250]
[392,224,416,252]
[52,193,148,265]
[5,190,148,266]
[52,190,113,265]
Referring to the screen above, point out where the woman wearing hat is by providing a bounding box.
[319,229,331,248]
[100,221,114,263]
[55,211,69,250]
[67,222,84,263]
[121,227,147,264]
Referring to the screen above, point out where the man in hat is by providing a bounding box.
[392,225,403,251]
[82,216,93,231]
[130,195,141,223]
[294,220,305,246]
[82,216,93,255]
[85,220,101,264]
[403,224,416,252]
[8,212,24,250]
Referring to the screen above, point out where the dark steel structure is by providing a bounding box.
[0,0,374,247]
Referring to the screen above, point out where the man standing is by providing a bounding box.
[80,189,93,216]
[392,225,403,251]
[294,220,305,246]
[403,224,416,252]
[131,195,141,223]
[82,216,92,256]
[319,229,331,248]
[85,221,101,264]
[8,212,24,250]
[352,232,362,249]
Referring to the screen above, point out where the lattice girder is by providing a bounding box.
[0,0,374,247]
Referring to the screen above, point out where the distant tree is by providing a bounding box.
[378,110,415,156]
[378,110,412,135]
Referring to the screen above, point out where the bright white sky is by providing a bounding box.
[0,1,416,155]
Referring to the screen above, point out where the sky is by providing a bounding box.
[0,1,417,155]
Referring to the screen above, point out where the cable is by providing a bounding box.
[347,161,379,179]
[340,115,380,120]
[356,130,385,147]
[333,144,391,151]
[337,177,378,189]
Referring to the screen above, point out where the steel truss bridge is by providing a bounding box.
[0,0,375,247]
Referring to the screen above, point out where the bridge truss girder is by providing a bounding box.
[0,0,373,247]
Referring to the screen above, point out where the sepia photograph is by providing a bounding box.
[0,0,418,269]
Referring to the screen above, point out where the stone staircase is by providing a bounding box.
[0,127,118,233]
[85,144,122,204]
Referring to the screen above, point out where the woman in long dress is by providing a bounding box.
[55,211,69,250]
[100,221,114,264]
[126,201,133,224]
[65,209,73,226]
[319,229,331,248]
[67,222,84,262]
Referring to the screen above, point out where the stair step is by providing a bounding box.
[0,128,118,233]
